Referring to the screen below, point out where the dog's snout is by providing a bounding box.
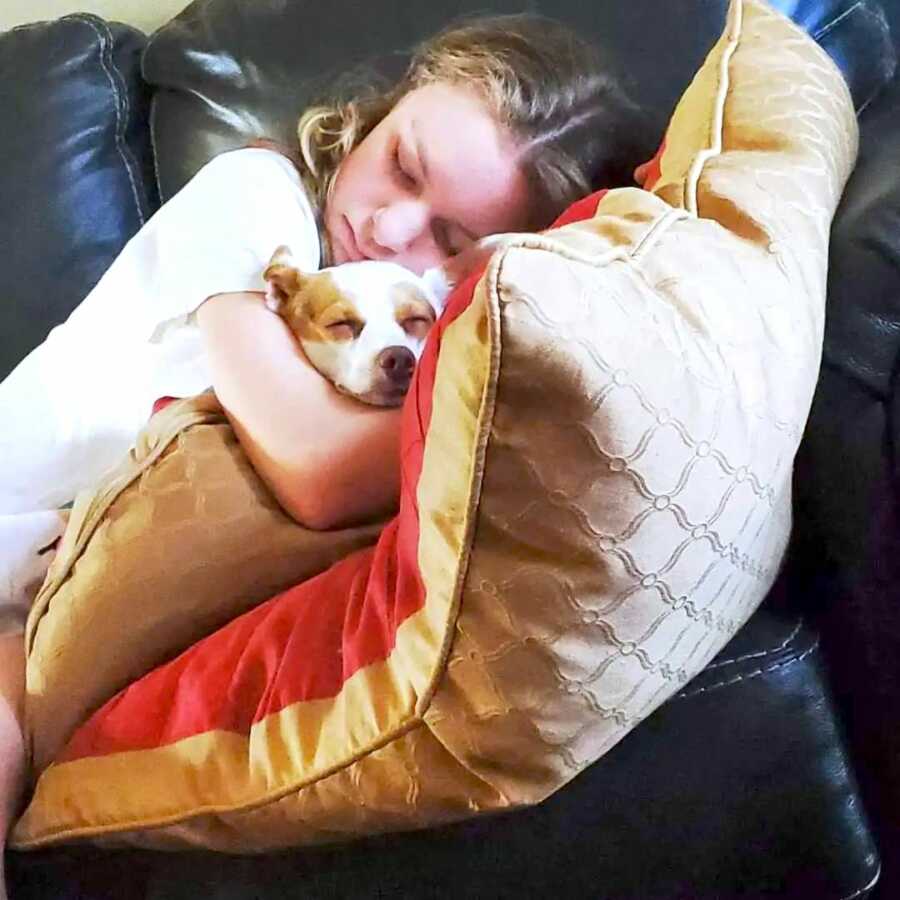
[376,346,416,383]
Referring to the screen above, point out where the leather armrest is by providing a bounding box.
[0,15,158,379]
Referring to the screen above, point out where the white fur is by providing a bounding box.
[307,261,448,403]
[266,235,532,405]
[267,248,454,406]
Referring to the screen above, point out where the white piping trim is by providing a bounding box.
[685,0,744,215]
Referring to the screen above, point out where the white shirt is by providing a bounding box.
[67,147,321,399]
[0,147,321,512]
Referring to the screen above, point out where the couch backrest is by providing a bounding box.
[0,16,157,380]
[0,0,895,386]
[144,0,894,201]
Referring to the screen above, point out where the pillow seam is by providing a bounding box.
[414,264,504,719]
[16,718,430,847]
[684,0,744,216]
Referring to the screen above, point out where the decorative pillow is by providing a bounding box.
[12,0,858,851]
[23,392,385,775]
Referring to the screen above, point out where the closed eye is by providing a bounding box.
[402,316,434,339]
[392,141,417,190]
[393,137,472,259]
[326,320,362,340]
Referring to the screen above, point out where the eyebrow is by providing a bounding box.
[411,123,478,243]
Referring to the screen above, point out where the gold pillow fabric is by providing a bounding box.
[12,0,858,851]
[23,392,383,775]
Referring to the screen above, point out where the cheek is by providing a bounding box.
[332,139,380,210]
[325,163,357,229]
[303,338,353,380]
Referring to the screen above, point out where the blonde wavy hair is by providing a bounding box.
[296,14,649,261]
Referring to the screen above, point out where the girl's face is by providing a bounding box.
[324,82,533,275]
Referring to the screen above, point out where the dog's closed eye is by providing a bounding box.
[392,287,436,340]
[400,316,433,339]
[325,319,363,340]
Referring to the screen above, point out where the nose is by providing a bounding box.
[372,200,429,254]
[376,346,416,385]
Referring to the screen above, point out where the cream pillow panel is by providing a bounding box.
[418,0,857,797]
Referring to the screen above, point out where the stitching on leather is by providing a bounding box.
[87,17,151,222]
[841,864,882,900]
[811,1,896,115]
[144,9,184,203]
[813,1,863,41]
[69,15,146,227]
[674,639,817,699]
[703,618,803,671]
[149,97,166,202]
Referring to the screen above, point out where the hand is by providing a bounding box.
[440,234,515,289]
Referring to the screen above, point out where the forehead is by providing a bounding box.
[394,83,533,237]
[322,263,434,317]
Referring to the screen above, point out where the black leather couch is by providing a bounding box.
[2,1,898,897]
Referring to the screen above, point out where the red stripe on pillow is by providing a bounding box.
[59,545,377,761]
[549,190,608,228]
[151,396,179,417]
[57,263,488,764]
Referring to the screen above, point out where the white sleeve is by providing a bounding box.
[0,149,322,510]
[150,148,321,312]
[61,147,321,344]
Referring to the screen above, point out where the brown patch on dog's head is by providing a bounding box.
[300,273,365,342]
[270,268,366,344]
[263,246,362,344]
[391,283,437,341]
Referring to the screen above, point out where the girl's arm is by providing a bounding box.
[197,291,403,530]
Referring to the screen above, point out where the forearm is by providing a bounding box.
[197,292,402,529]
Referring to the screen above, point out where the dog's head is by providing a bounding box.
[263,245,451,407]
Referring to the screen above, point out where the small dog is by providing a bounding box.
[263,246,455,407]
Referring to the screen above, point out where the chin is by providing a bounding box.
[338,383,408,408]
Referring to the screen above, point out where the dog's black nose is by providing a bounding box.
[376,347,416,384]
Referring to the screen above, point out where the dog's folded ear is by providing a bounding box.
[263,244,306,312]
